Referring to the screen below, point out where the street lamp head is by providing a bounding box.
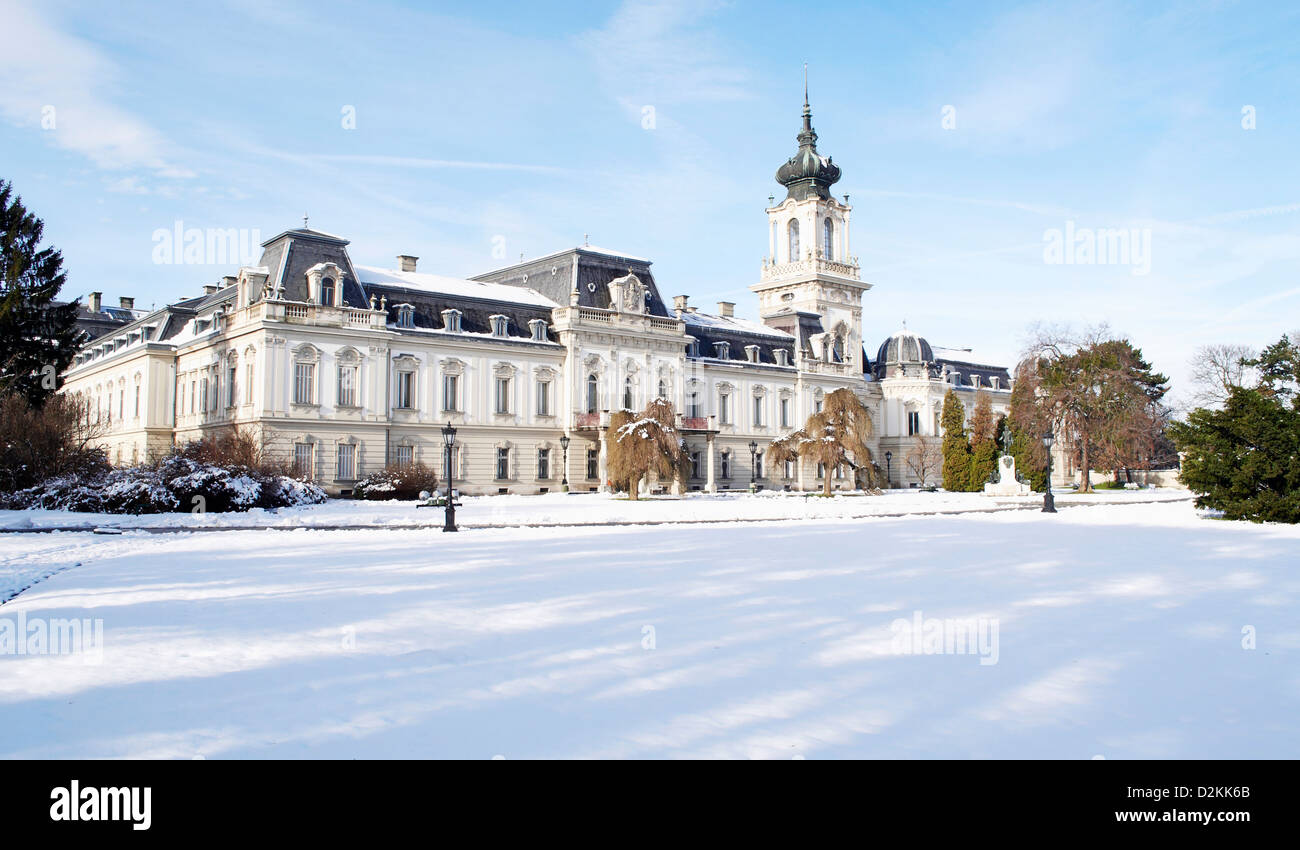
[749,440,758,454]
[885,450,892,462]
[442,422,457,447]
[559,434,570,451]
[1041,431,1054,449]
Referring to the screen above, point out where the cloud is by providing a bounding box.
[0,1,193,176]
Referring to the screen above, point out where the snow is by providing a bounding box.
[682,310,794,339]
[355,265,556,308]
[2,493,1295,759]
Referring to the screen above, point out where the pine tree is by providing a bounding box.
[0,180,81,407]
[940,390,970,491]
[966,391,997,489]
[1007,363,1048,491]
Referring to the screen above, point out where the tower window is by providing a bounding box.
[787,219,801,262]
[823,217,834,259]
[320,277,335,307]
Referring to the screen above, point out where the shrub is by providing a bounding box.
[354,463,439,500]
[0,391,109,493]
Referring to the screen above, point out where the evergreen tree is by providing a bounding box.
[966,391,997,489]
[0,180,81,407]
[940,390,970,491]
[1007,363,1048,491]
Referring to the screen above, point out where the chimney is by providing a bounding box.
[398,255,418,273]
[89,291,102,313]
[717,301,735,318]
[221,275,237,289]
[119,296,134,310]
[203,284,218,295]
[672,294,689,316]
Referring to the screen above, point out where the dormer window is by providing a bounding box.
[528,319,548,342]
[441,309,462,333]
[775,349,790,367]
[686,339,700,358]
[991,376,1001,390]
[396,304,414,328]
[490,315,509,337]
[745,345,760,363]
[970,374,980,388]
[713,341,730,359]
[320,277,335,307]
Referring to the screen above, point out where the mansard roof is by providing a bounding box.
[258,228,367,307]
[682,309,796,367]
[472,246,672,317]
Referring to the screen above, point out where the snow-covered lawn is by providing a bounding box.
[1,496,1295,758]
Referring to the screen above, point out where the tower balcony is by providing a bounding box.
[760,250,861,284]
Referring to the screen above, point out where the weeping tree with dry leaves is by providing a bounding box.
[605,397,689,500]
[767,387,878,495]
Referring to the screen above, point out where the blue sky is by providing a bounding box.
[2,0,1298,399]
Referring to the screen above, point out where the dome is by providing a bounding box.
[876,328,934,366]
[774,98,842,202]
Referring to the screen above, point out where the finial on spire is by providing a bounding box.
[803,62,808,107]
[583,233,589,247]
[302,213,309,228]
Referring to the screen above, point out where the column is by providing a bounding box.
[705,434,717,493]
[598,430,609,493]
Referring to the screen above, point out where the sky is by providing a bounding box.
[2,0,1298,402]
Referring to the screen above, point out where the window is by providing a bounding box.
[227,366,237,407]
[720,451,731,480]
[623,376,634,410]
[784,459,795,479]
[441,309,462,333]
[691,451,701,479]
[788,218,800,262]
[394,445,413,467]
[293,363,315,405]
[755,454,764,479]
[245,363,254,404]
[338,365,358,407]
[753,395,764,427]
[495,377,511,414]
[586,449,599,480]
[657,379,668,400]
[530,319,547,341]
[537,448,550,480]
[200,378,209,413]
[336,443,356,480]
[496,447,510,480]
[719,391,731,424]
[816,463,825,479]
[490,315,509,337]
[442,374,459,411]
[780,397,790,428]
[814,396,823,414]
[586,373,599,413]
[190,380,196,413]
[397,305,414,328]
[321,277,335,307]
[134,386,140,418]
[823,217,833,258]
[835,464,845,480]
[293,443,313,477]
[688,391,701,418]
[536,380,551,416]
[396,370,414,409]
[118,389,124,420]
[907,410,920,436]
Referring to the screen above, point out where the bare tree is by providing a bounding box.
[1187,343,1257,408]
[767,388,876,495]
[904,434,942,487]
[605,398,688,500]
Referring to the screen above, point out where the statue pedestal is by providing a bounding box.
[984,454,1031,496]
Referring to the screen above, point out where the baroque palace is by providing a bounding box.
[61,98,1011,495]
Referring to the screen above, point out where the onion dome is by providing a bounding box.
[775,90,842,201]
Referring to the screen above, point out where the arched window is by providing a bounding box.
[657,378,668,400]
[623,376,634,410]
[787,219,800,262]
[320,277,335,307]
[823,218,834,259]
[586,373,599,413]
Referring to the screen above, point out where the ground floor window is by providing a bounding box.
[394,445,413,467]
[293,443,313,477]
[537,448,550,479]
[336,443,356,481]
[784,459,795,479]
[496,447,510,480]
[586,448,599,480]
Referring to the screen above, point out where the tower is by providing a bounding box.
[752,85,871,371]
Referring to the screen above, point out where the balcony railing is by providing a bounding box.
[760,252,861,283]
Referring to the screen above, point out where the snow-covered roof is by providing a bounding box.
[932,345,1003,368]
[355,265,557,308]
[681,310,794,339]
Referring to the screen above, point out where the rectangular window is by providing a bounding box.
[536,380,551,416]
[338,366,357,407]
[394,445,413,467]
[753,396,763,427]
[688,392,701,418]
[691,451,701,479]
[246,363,254,404]
[537,448,550,479]
[190,380,196,413]
[396,370,414,409]
[134,386,140,418]
[336,443,356,481]
[118,390,124,421]
[293,363,314,405]
[719,393,730,424]
[442,374,459,412]
[293,443,313,477]
[495,377,511,414]
[907,410,920,436]
[200,379,209,413]
[816,463,825,479]
[495,447,510,480]
[784,459,795,479]
[814,398,823,414]
[586,449,599,480]
[780,397,790,428]
[227,366,237,407]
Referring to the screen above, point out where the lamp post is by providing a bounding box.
[749,440,758,492]
[559,434,570,492]
[1041,430,1057,513]
[884,450,893,489]
[441,422,459,532]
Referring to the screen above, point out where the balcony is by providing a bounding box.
[255,300,388,330]
[759,250,861,284]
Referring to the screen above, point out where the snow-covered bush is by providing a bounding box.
[354,463,439,500]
